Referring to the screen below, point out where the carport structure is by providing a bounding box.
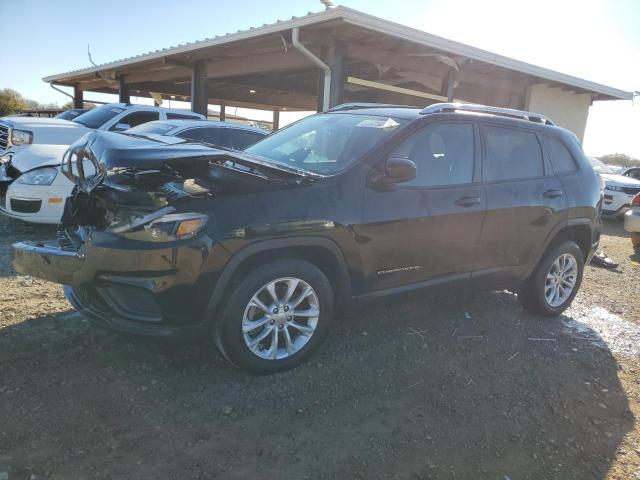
[44,6,631,138]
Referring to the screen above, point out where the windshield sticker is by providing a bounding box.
[356,118,401,129]
[111,108,125,113]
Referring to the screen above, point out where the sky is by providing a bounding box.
[1,0,638,157]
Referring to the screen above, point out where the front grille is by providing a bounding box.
[621,186,640,196]
[0,125,9,150]
[10,198,42,213]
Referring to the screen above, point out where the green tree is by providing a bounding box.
[0,88,27,117]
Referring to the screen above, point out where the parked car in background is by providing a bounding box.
[0,103,204,156]
[588,157,640,216]
[126,119,267,150]
[620,166,640,181]
[55,108,89,121]
[624,192,640,248]
[0,120,266,224]
[13,103,601,373]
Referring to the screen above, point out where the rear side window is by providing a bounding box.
[389,123,474,187]
[482,126,543,181]
[111,111,159,130]
[166,113,202,120]
[229,129,266,150]
[177,127,223,146]
[542,136,579,174]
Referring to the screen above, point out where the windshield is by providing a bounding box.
[56,109,86,120]
[244,113,408,174]
[73,104,125,129]
[126,122,176,136]
[588,157,615,174]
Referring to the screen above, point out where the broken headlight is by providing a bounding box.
[10,129,33,146]
[121,212,208,243]
[17,167,58,185]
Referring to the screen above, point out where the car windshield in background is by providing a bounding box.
[126,122,176,136]
[588,157,616,175]
[72,105,125,129]
[244,113,407,174]
[56,110,86,120]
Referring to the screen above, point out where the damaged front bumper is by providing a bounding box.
[13,231,227,336]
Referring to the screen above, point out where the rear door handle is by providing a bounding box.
[543,189,564,199]
[454,196,482,207]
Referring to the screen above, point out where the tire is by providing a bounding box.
[216,258,334,374]
[631,233,640,249]
[518,240,584,317]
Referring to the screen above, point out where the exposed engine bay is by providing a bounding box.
[60,131,318,235]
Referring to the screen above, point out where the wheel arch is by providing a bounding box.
[206,236,352,317]
[547,219,593,260]
[521,218,594,281]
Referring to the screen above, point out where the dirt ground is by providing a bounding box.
[1,215,640,480]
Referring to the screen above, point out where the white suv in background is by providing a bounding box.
[0,103,204,156]
[588,157,640,216]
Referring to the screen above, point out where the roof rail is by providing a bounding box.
[420,103,555,126]
[328,102,418,112]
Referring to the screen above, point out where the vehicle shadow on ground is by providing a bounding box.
[0,290,634,479]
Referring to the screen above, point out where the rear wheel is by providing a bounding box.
[216,259,334,374]
[518,241,584,316]
[631,233,640,248]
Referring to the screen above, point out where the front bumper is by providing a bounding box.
[624,208,640,234]
[64,285,205,338]
[13,232,226,335]
[602,190,638,216]
[0,181,71,224]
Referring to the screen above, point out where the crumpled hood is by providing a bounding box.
[64,130,319,192]
[9,144,69,172]
[601,173,640,186]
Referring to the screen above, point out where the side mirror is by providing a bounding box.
[384,157,416,183]
[112,123,131,132]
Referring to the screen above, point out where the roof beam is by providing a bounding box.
[206,50,312,79]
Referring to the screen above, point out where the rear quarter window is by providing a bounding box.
[482,125,543,181]
[541,135,579,174]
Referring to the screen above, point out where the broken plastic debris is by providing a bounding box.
[590,251,618,269]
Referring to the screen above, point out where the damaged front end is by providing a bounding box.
[13,131,316,335]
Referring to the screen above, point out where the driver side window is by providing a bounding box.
[390,123,474,187]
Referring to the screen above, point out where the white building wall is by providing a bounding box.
[525,84,592,142]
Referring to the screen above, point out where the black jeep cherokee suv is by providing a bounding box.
[13,103,601,374]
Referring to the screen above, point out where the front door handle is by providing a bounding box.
[454,196,482,207]
[543,189,564,199]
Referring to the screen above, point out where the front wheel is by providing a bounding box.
[216,259,334,374]
[518,241,584,316]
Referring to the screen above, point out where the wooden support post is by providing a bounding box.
[445,68,455,102]
[119,76,130,104]
[73,85,83,109]
[220,103,226,121]
[191,60,208,115]
[273,109,280,131]
[328,42,346,108]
